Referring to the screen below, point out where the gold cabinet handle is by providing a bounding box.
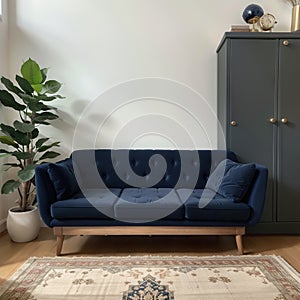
[281,118,288,124]
[230,120,237,126]
[283,40,289,46]
[269,118,277,124]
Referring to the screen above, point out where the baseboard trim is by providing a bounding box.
[247,222,300,234]
[0,218,7,233]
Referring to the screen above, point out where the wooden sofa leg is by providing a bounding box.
[54,228,65,256]
[235,234,244,255]
[56,234,64,256]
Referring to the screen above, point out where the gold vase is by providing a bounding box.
[291,4,300,32]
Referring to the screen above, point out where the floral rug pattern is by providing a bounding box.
[0,255,299,299]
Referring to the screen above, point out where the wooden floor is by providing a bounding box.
[0,228,300,286]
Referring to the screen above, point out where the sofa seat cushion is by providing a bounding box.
[177,189,251,222]
[115,188,184,221]
[51,189,121,220]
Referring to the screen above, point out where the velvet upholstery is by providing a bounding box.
[35,149,268,229]
[47,159,80,201]
[115,188,184,221]
[182,189,251,222]
[205,159,256,203]
[51,189,122,220]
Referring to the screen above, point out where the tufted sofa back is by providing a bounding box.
[71,149,236,190]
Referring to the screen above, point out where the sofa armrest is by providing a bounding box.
[246,164,268,226]
[35,163,57,227]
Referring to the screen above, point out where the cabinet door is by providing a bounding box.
[277,39,300,222]
[229,39,277,222]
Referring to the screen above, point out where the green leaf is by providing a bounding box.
[35,138,49,148]
[1,180,21,194]
[12,151,35,160]
[16,75,34,94]
[53,94,65,99]
[0,90,26,111]
[31,128,39,139]
[28,101,51,112]
[0,153,13,159]
[37,141,60,152]
[39,151,60,160]
[1,77,23,95]
[0,136,18,148]
[21,58,43,85]
[0,149,9,153]
[19,93,37,104]
[0,124,15,137]
[13,120,35,133]
[3,163,21,167]
[42,80,62,94]
[31,83,43,93]
[18,164,36,182]
[3,163,22,171]
[34,112,59,123]
[14,131,30,145]
[41,68,48,83]
[37,94,56,101]
[0,149,12,158]
[0,124,30,146]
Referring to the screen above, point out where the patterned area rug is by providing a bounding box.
[0,255,299,299]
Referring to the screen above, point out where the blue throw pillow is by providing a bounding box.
[48,159,80,201]
[205,159,256,203]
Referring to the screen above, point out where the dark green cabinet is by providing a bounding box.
[217,33,300,233]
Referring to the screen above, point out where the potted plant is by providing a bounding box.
[0,58,63,242]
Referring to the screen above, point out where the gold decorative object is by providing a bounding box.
[259,13,277,31]
[287,0,300,31]
[291,4,300,31]
[248,16,260,32]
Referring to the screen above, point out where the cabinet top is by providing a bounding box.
[216,31,300,52]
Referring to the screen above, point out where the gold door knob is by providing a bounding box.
[283,40,289,46]
[281,117,288,124]
[230,120,237,126]
[269,118,277,124]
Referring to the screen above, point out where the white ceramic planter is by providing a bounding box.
[7,206,40,242]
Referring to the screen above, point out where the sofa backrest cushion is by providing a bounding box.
[71,149,237,190]
[205,159,256,203]
[48,159,80,200]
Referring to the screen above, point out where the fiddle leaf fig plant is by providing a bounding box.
[0,58,64,212]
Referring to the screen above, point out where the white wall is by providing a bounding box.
[7,0,291,153]
[0,0,293,221]
[0,0,8,75]
[0,0,9,230]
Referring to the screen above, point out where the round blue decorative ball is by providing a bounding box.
[242,4,264,24]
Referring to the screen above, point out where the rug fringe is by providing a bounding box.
[23,253,297,269]
[272,256,300,280]
[0,258,34,294]
[28,254,269,259]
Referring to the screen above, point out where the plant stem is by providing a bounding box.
[20,182,27,211]
[20,181,31,211]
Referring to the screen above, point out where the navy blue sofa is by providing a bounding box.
[35,149,268,255]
